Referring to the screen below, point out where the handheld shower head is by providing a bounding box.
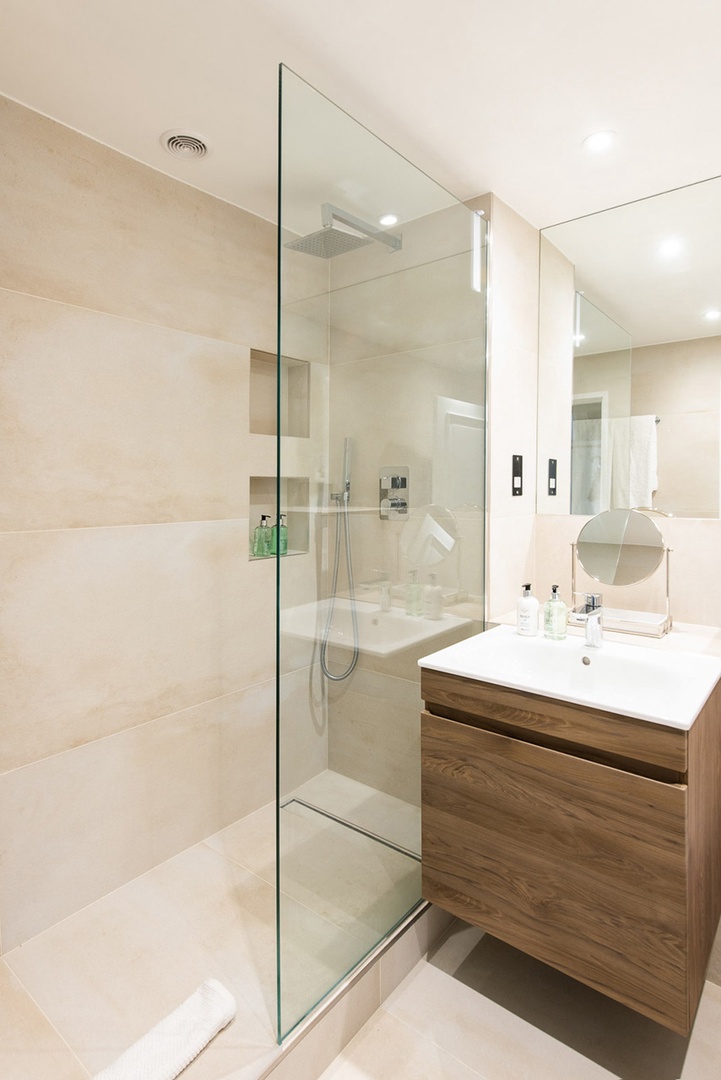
[342,437,353,493]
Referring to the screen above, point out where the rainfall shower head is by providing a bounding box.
[285,203,402,259]
[286,227,372,259]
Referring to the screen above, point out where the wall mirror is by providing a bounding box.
[538,173,721,519]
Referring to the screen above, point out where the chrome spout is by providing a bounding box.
[583,593,603,648]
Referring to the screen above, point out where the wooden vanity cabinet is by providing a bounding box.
[420,668,721,1035]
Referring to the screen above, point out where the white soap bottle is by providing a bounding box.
[516,583,539,636]
[423,573,444,620]
[405,570,422,617]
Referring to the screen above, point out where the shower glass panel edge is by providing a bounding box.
[276,63,488,1040]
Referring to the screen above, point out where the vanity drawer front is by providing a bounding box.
[421,668,687,774]
[421,710,690,1032]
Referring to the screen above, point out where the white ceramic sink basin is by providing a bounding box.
[419,623,721,728]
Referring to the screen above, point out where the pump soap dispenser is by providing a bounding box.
[516,583,539,636]
[543,584,567,640]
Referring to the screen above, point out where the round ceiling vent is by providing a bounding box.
[160,130,211,160]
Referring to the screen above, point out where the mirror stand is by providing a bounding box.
[569,542,673,638]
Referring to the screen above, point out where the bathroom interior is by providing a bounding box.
[2,3,721,1080]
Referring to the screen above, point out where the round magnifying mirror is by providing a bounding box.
[576,509,665,587]
[400,504,459,566]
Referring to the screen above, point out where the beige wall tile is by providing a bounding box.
[0,684,274,949]
[488,513,535,621]
[632,336,721,415]
[0,290,251,531]
[0,96,276,349]
[279,665,329,798]
[0,521,274,771]
[482,195,540,619]
[328,670,421,805]
[0,961,89,1079]
[653,411,718,517]
[537,237,574,515]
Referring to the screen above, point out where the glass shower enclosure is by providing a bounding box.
[276,66,488,1038]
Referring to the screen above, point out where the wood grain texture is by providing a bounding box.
[421,710,690,1031]
[687,680,721,1015]
[421,668,687,774]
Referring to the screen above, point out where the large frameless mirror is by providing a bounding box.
[538,174,721,519]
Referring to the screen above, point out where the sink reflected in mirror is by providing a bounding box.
[283,597,472,657]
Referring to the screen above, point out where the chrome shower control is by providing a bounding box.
[379,466,410,519]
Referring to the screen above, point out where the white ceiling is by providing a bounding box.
[2,0,720,343]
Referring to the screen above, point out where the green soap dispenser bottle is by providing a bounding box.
[270,514,288,556]
[543,584,568,640]
[252,515,271,557]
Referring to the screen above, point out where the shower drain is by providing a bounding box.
[160,129,211,160]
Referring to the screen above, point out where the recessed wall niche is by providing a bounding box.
[250,349,310,438]
[249,349,310,559]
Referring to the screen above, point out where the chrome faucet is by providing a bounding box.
[583,592,603,648]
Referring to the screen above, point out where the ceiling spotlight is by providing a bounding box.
[704,309,721,320]
[658,237,683,260]
[582,130,616,154]
[379,213,398,227]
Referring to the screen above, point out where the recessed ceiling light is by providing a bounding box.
[704,309,721,320]
[658,237,683,260]
[582,130,616,154]
[379,213,398,227]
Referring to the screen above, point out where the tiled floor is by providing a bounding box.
[316,919,721,1080]
[6,771,721,1080]
[0,772,420,1079]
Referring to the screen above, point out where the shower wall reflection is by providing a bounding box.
[277,67,488,1037]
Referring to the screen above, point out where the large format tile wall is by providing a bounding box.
[467,194,540,621]
[0,95,278,951]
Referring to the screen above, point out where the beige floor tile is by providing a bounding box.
[384,922,719,1080]
[206,787,422,1036]
[316,1009,484,1079]
[204,801,276,885]
[291,770,421,854]
[0,961,89,1080]
[5,844,279,1079]
[277,802,421,947]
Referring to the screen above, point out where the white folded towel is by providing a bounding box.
[610,415,658,508]
[93,979,236,1080]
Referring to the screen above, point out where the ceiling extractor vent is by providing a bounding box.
[160,130,211,160]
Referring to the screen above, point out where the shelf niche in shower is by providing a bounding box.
[250,348,310,438]
[249,475,310,560]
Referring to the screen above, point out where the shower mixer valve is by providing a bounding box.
[379,467,409,519]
